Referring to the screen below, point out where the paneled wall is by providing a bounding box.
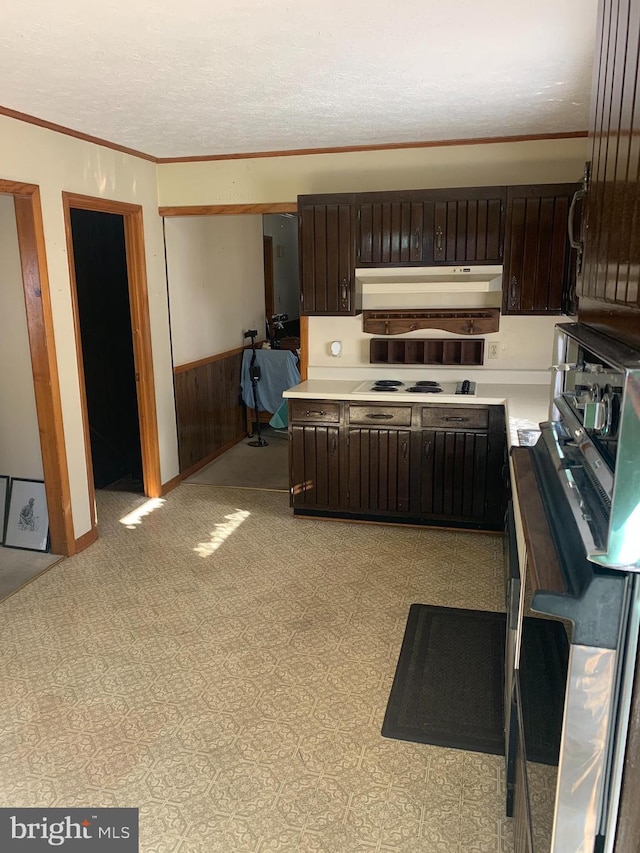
[173,350,245,475]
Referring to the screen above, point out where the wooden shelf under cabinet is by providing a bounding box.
[370,337,484,365]
[362,308,500,336]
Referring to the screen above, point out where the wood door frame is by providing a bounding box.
[0,179,75,555]
[263,235,274,336]
[62,193,162,528]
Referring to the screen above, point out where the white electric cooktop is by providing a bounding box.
[352,379,477,396]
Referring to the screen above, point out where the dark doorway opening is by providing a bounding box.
[70,208,143,492]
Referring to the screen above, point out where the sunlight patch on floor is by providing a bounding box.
[193,509,250,557]
[119,497,166,529]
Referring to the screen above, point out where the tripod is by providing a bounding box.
[244,329,268,448]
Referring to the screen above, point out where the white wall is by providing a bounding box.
[0,114,179,540]
[157,137,589,205]
[157,136,587,382]
[263,214,299,321]
[0,194,44,480]
[164,215,266,365]
[307,312,562,380]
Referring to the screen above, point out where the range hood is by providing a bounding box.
[356,264,503,294]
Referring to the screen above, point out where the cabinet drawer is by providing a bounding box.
[289,400,341,423]
[349,404,412,426]
[420,406,489,430]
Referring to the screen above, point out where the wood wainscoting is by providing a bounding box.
[173,347,247,476]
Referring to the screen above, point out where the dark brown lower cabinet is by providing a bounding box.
[289,399,507,529]
[348,428,411,514]
[419,428,490,522]
[290,424,342,510]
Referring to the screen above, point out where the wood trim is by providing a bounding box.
[160,474,181,495]
[299,315,309,381]
[614,649,640,852]
[510,447,566,594]
[62,192,163,501]
[173,341,265,374]
[159,202,298,217]
[156,131,589,164]
[123,207,162,498]
[264,236,274,322]
[179,434,244,480]
[1,179,75,556]
[0,104,157,162]
[61,198,98,537]
[0,105,586,166]
[74,526,99,554]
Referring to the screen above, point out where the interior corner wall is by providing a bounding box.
[164,215,266,366]
[0,194,44,480]
[0,114,179,541]
[156,137,590,206]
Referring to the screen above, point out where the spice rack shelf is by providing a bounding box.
[370,338,485,365]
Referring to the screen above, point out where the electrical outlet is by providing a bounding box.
[488,341,500,359]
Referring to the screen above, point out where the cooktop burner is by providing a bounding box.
[352,379,476,396]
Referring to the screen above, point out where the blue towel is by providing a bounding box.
[241,348,300,414]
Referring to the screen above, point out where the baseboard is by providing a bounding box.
[74,525,99,553]
[160,474,181,495]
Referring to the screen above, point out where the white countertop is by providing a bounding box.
[283,379,551,446]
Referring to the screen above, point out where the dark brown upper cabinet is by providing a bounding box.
[429,187,505,265]
[577,0,640,349]
[356,187,505,267]
[298,194,361,316]
[502,184,578,316]
[357,195,428,265]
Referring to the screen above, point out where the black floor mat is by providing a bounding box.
[382,604,568,760]
[382,604,507,755]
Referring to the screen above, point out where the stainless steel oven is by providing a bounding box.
[510,322,640,853]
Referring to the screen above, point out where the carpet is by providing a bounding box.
[0,547,64,602]
[184,427,289,490]
[382,604,506,755]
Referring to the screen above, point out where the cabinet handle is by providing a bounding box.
[568,162,589,271]
[509,275,518,308]
[306,410,327,416]
[331,434,337,454]
[366,413,393,420]
[444,416,468,422]
[424,440,432,459]
[435,225,443,253]
[341,279,349,306]
[402,438,408,459]
[412,229,420,252]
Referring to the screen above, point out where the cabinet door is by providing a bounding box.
[419,428,490,522]
[347,428,411,513]
[358,200,427,265]
[431,188,505,264]
[502,184,577,315]
[290,425,342,509]
[299,197,359,315]
[577,0,640,348]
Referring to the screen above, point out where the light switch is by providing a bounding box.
[330,341,342,357]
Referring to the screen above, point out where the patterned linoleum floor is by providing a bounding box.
[0,486,513,852]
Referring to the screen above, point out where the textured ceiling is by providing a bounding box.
[1,0,597,159]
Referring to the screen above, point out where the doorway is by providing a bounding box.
[262,214,300,348]
[69,209,143,491]
[63,193,162,536]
